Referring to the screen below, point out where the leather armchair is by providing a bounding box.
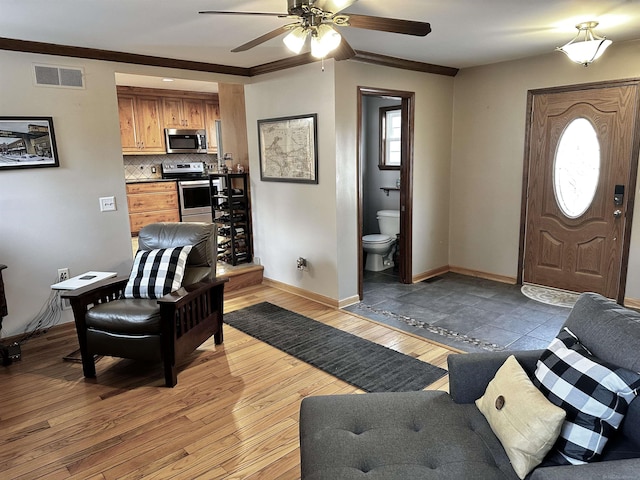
[63,222,227,387]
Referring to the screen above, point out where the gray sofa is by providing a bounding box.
[299,293,640,479]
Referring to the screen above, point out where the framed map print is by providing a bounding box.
[258,113,318,184]
[0,117,59,170]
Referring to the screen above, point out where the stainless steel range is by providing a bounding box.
[161,162,219,223]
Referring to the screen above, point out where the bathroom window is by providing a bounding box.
[379,106,401,170]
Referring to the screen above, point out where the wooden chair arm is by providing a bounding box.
[157,277,229,308]
[60,276,129,308]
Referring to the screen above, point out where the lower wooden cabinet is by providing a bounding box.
[126,181,180,235]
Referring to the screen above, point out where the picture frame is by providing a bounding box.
[0,116,60,170]
[258,113,318,184]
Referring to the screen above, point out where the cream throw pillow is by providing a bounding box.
[476,355,566,479]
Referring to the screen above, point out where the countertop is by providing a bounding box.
[125,178,175,184]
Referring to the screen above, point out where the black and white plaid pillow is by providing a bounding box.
[124,245,192,299]
[533,327,640,465]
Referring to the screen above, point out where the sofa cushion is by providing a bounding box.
[124,245,192,299]
[533,327,640,465]
[476,355,566,479]
[300,391,520,480]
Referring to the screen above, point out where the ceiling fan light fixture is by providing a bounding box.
[310,24,342,58]
[557,21,612,66]
[283,26,308,54]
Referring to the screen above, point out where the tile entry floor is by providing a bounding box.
[344,270,571,353]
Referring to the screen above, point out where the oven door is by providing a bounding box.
[177,180,216,222]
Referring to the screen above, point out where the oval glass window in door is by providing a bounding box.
[553,118,600,218]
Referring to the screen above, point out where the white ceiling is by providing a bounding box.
[3,0,640,74]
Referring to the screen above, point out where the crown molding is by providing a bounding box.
[249,52,318,76]
[0,37,250,77]
[0,37,458,78]
[353,51,458,77]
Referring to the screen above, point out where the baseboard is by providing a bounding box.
[412,265,450,283]
[411,265,516,285]
[448,265,517,285]
[265,267,516,309]
[623,297,640,309]
[262,278,342,308]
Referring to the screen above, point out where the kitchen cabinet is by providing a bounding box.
[117,86,223,156]
[118,94,165,154]
[126,181,180,235]
[162,97,205,130]
[210,173,252,265]
[204,101,220,154]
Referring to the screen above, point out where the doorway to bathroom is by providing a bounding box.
[357,87,415,299]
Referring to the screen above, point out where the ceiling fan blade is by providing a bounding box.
[345,14,431,37]
[199,11,286,17]
[230,25,291,52]
[331,37,356,61]
[311,0,358,14]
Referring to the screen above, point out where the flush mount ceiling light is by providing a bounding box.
[557,21,612,66]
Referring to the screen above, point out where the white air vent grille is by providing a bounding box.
[33,64,85,89]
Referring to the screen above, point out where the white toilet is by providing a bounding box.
[362,210,400,271]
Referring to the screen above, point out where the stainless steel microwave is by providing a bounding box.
[164,129,207,154]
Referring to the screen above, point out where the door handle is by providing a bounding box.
[613,209,623,218]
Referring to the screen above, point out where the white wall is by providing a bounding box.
[245,60,455,304]
[245,62,340,300]
[0,51,132,337]
[450,39,640,300]
[335,61,455,288]
[0,50,247,339]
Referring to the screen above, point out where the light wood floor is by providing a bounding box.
[1,283,457,479]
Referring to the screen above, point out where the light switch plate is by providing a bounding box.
[99,196,117,212]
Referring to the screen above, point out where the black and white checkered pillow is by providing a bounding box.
[124,245,192,299]
[533,327,640,465]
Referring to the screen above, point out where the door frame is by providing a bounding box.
[357,86,415,299]
[517,78,640,303]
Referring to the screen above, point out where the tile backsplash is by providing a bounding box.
[123,154,219,181]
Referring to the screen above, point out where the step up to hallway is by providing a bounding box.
[216,261,263,292]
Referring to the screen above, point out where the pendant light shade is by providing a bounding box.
[557,21,612,66]
[311,24,342,58]
[283,26,307,54]
[283,22,342,59]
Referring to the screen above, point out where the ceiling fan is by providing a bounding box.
[199,0,431,60]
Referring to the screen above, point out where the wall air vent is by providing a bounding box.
[33,64,85,89]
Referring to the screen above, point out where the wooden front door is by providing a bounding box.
[522,81,640,301]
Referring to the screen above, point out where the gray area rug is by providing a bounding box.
[224,302,447,392]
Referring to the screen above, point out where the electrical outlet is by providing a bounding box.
[57,268,70,282]
[99,196,117,212]
[60,295,71,311]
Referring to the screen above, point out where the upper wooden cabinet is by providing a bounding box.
[205,101,220,154]
[117,86,220,156]
[118,94,165,154]
[163,97,205,130]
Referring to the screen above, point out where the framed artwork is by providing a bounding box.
[0,117,60,170]
[258,113,318,184]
